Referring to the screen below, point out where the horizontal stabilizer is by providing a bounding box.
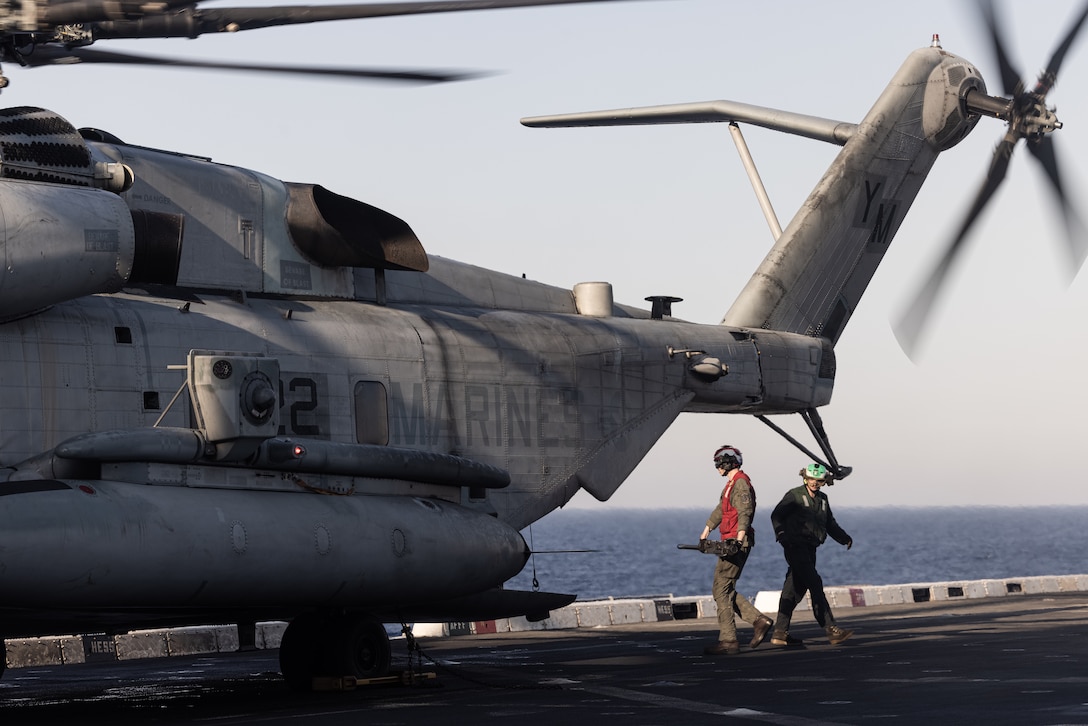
[522,100,857,145]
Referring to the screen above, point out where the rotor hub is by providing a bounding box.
[1015,96,1062,139]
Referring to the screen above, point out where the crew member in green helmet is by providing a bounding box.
[769,463,855,647]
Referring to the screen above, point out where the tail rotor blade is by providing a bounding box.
[978,0,1024,95]
[894,135,1016,357]
[893,251,958,360]
[952,133,1017,250]
[1035,0,1088,94]
[1026,137,1088,270]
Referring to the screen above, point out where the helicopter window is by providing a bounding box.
[354,381,389,446]
[143,392,160,410]
[115,327,132,344]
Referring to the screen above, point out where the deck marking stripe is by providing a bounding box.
[579,685,851,725]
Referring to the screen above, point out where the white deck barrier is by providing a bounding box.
[5,574,1088,668]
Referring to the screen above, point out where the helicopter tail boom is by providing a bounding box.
[525,46,986,346]
[722,47,983,343]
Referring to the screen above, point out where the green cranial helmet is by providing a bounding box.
[800,463,830,481]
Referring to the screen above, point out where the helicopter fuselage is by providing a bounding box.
[0,42,995,682]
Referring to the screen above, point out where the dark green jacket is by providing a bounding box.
[770,485,850,547]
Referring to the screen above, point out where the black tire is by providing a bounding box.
[326,617,391,680]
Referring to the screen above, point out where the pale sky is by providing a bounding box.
[9,0,1088,508]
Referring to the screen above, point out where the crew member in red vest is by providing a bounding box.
[698,445,775,655]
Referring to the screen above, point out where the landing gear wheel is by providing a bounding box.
[279,614,324,690]
[327,617,391,680]
[279,614,391,688]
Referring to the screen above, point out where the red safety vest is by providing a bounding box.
[719,470,754,539]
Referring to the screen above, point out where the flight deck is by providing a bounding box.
[2,586,1087,725]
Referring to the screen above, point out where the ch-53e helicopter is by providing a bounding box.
[1,0,1085,688]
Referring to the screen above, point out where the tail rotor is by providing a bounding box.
[894,1,1088,358]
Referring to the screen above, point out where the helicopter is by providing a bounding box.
[1,0,1086,688]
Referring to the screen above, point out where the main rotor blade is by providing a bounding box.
[41,0,201,26]
[1035,0,1088,94]
[19,45,479,83]
[90,0,642,38]
[978,0,1023,96]
[1026,136,1088,269]
[894,134,1017,357]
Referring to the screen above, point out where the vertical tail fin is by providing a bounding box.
[723,47,983,343]
[524,45,985,346]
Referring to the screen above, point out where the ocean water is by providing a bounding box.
[504,506,1088,601]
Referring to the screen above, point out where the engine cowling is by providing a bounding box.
[0,108,181,321]
[0,180,135,322]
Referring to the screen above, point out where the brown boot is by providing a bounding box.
[770,630,805,647]
[750,616,774,649]
[826,625,854,645]
[703,640,740,655]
